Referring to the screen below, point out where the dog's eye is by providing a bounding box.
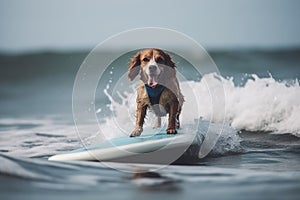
[142,57,150,62]
[156,57,164,63]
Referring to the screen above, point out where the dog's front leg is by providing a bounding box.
[167,103,178,134]
[130,104,147,137]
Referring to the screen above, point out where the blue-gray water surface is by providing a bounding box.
[0,49,299,200]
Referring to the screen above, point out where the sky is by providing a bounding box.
[0,0,300,52]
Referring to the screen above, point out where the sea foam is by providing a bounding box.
[192,73,300,136]
[99,73,300,137]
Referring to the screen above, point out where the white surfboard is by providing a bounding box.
[48,129,199,164]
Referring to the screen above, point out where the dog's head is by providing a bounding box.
[128,49,176,87]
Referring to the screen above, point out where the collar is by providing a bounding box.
[144,84,165,97]
[144,84,165,105]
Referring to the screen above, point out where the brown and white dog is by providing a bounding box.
[128,48,184,137]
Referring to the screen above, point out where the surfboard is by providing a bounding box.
[48,129,199,164]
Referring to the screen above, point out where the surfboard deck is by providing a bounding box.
[48,129,199,164]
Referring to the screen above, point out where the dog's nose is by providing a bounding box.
[149,65,157,72]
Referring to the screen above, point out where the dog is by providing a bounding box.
[128,48,184,137]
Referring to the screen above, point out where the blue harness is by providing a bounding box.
[144,84,165,105]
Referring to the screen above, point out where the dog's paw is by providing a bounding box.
[166,128,177,134]
[130,127,143,137]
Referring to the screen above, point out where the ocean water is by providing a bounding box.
[0,49,300,200]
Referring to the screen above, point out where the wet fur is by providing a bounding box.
[128,49,184,137]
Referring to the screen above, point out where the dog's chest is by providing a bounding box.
[144,85,165,106]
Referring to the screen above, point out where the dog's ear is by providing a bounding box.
[164,52,176,78]
[128,51,141,81]
[164,52,176,69]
